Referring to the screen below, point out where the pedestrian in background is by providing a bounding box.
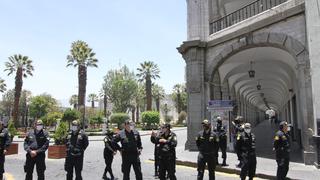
[102,129,118,180]
[214,116,228,166]
[150,126,161,178]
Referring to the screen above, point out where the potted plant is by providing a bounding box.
[48,121,68,159]
[7,120,18,155]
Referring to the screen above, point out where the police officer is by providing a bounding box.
[196,119,219,180]
[24,119,49,180]
[214,117,228,166]
[273,121,291,180]
[113,120,143,180]
[102,129,118,180]
[232,116,244,167]
[150,126,161,177]
[0,121,11,180]
[65,120,89,180]
[156,123,177,180]
[236,123,256,180]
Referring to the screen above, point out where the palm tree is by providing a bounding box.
[99,88,108,117]
[67,40,98,125]
[0,78,6,93]
[173,84,184,113]
[136,61,160,111]
[4,54,34,125]
[87,93,98,108]
[152,84,165,112]
[69,94,78,109]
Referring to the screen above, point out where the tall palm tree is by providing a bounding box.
[152,84,165,112]
[173,84,184,113]
[67,40,98,125]
[87,93,98,108]
[4,54,34,125]
[99,87,108,118]
[0,78,6,93]
[136,61,160,111]
[69,94,78,109]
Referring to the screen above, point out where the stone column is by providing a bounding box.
[187,0,210,41]
[305,0,320,167]
[178,40,207,151]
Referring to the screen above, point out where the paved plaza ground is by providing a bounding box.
[3,121,320,179]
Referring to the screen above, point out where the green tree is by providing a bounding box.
[99,88,108,117]
[172,84,187,113]
[0,89,14,117]
[136,61,160,111]
[62,108,80,128]
[67,40,98,125]
[4,54,34,126]
[152,84,165,112]
[87,93,98,108]
[29,93,58,119]
[42,111,63,127]
[0,78,6,93]
[69,94,78,109]
[103,65,138,113]
[53,121,68,145]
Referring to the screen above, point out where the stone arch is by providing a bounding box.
[208,32,309,81]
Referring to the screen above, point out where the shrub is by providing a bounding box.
[141,111,160,125]
[8,120,17,141]
[53,121,68,145]
[110,113,129,129]
[42,111,63,127]
[178,111,187,124]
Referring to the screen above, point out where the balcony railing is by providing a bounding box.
[210,0,288,34]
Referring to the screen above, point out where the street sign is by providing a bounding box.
[207,100,234,110]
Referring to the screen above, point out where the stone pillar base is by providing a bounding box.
[313,135,320,168]
[303,151,316,165]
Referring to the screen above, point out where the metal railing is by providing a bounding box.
[210,0,288,34]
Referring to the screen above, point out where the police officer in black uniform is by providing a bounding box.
[156,123,177,180]
[65,120,89,180]
[236,123,256,180]
[150,126,161,177]
[196,119,219,180]
[214,116,228,166]
[0,121,11,180]
[102,129,118,180]
[232,115,244,167]
[113,120,143,180]
[273,121,291,180]
[24,119,50,180]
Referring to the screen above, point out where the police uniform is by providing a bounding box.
[65,130,89,180]
[236,129,256,180]
[103,132,118,180]
[156,129,177,180]
[196,127,219,180]
[214,122,227,165]
[150,129,160,177]
[113,129,143,180]
[232,118,244,165]
[273,127,290,180]
[0,128,10,180]
[23,129,49,180]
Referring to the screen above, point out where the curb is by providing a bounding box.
[149,159,297,180]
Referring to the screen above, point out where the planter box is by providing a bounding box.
[48,145,66,159]
[6,143,18,155]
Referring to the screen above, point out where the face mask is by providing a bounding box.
[36,125,43,131]
[287,126,291,131]
[203,125,210,131]
[244,129,251,134]
[71,126,78,131]
[130,125,134,131]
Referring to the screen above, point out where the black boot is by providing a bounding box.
[221,159,228,166]
[102,173,107,180]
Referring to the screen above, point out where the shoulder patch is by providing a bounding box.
[274,136,279,140]
[281,136,287,140]
[237,134,241,140]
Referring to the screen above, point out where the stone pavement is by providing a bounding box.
[174,121,320,180]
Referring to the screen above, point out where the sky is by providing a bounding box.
[0,0,187,106]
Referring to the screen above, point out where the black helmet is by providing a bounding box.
[279,121,288,130]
